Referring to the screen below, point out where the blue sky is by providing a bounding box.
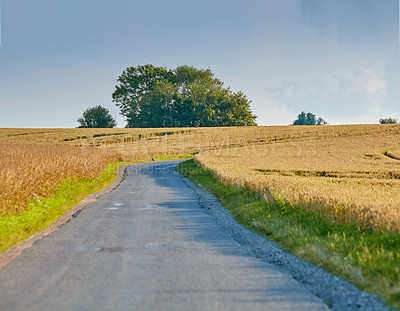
[0,0,398,127]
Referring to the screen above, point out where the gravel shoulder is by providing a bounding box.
[180,176,392,311]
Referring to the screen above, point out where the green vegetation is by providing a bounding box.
[177,159,400,310]
[112,64,257,127]
[379,117,398,124]
[292,111,327,125]
[153,153,195,161]
[77,105,117,128]
[0,162,121,252]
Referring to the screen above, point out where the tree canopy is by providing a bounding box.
[292,111,327,125]
[77,105,117,128]
[112,65,257,128]
[379,117,398,124]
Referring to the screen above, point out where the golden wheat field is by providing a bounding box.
[194,124,400,232]
[0,143,120,216]
[1,124,400,231]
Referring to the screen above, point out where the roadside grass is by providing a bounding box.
[0,154,193,253]
[177,159,400,310]
[153,153,195,161]
[0,162,123,253]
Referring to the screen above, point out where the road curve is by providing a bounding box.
[0,160,329,311]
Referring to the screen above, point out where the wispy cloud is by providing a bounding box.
[324,68,386,95]
[268,68,386,98]
[264,67,388,121]
[352,69,386,94]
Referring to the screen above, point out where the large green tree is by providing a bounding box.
[112,65,173,128]
[112,65,257,127]
[77,105,117,128]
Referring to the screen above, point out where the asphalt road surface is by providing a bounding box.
[0,160,329,311]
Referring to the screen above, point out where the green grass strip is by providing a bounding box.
[153,153,195,161]
[177,159,400,310]
[0,162,124,253]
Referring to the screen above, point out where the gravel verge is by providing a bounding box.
[181,176,392,311]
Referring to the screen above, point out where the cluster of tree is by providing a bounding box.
[379,117,398,124]
[77,105,116,128]
[111,65,257,128]
[292,111,327,125]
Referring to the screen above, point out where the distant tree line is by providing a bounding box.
[292,111,327,125]
[111,65,257,128]
[379,117,398,124]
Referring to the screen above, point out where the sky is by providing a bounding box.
[0,0,399,128]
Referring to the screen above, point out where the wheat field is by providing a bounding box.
[194,124,400,232]
[1,124,399,231]
[0,143,120,216]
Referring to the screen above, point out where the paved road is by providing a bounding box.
[0,161,329,311]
